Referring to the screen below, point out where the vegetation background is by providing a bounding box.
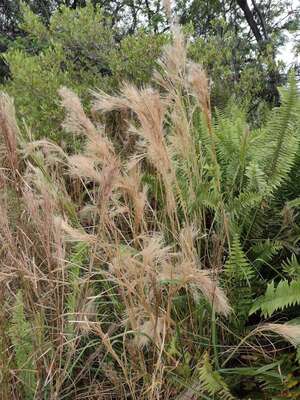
[1,1,300,399]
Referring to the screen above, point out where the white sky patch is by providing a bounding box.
[278,32,299,67]
[278,0,300,67]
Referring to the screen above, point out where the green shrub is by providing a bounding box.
[1,2,165,144]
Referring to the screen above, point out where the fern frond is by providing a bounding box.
[9,291,36,399]
[282,254,300,279]
[263,75,300,192]
[193,182,220,211]
[246,162,268,194]
[286,197,300,209]
[198,353,235,400]
[251,239,282,267]
[229,191,262,216]
[250,279,300,317]
[225,235,254,284]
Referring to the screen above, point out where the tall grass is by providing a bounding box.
[1,26,300,399]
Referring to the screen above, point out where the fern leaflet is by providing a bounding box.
[250,279,300,317]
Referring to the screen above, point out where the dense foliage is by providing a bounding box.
[1,3,165,143]
[1,1,300,399]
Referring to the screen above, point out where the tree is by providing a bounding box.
[1,0,299,105]
[176,0,299,104]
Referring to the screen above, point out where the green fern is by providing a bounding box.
[228,192,263,224]
[263,75,300,192]
[193,182,220,211]
[245,162,268,194]
[286,197,300,209]
[198,353,235,400]
[282,254,300,279]
[9,291,36,399]
[214,105,249,191]
[250,279,300,317]
[225,235,254,284]
[251,239,282,267]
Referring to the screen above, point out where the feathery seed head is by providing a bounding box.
[59,86,98,140]
[0,92,19,175]
[187,62,210,117]
[258,323,300,347]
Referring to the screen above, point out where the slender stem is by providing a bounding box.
[211,307,219,369]
[221,329,256,368]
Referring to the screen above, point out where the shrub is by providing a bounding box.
[1,2,165,145]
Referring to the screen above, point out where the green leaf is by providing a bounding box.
[250,279,300,317]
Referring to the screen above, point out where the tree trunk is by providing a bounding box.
[236,0,264,44]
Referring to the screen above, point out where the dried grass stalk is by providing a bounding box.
[0,93,20,177]
[258,323,300,347]
[187,62,211,129]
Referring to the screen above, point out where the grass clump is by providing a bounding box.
[1,25,300,400]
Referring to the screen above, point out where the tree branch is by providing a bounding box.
[236,0,264,45]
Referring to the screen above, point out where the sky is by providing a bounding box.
[278,0,300,66]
